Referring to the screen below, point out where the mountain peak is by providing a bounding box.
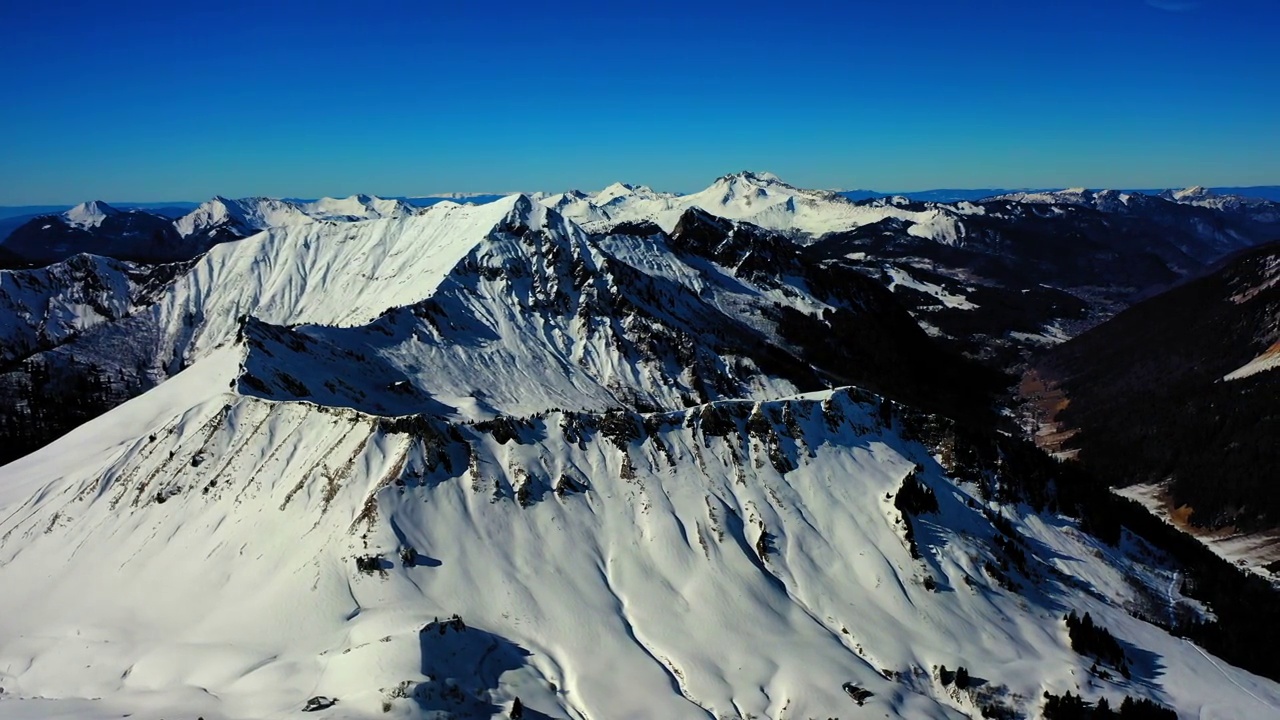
[496,193,549,233]
[672,205,735,237]
[705,172,793,206]
[63,200,120,229]
[1173,185,1213,200]
[593,182,666,206]
[202,196,239,214]
[594,182,639,204]
[716,170,788,187]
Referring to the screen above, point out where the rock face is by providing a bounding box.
[301,695,337,711]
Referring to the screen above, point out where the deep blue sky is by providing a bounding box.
[2,0,1277,203]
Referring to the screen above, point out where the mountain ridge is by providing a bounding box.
[3,334,1275,718]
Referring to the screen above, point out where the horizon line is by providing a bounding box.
[6,182,1280,209]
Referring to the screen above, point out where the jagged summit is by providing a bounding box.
[704,171,788,201]
[715,170,787,185]
[699,171,814,208]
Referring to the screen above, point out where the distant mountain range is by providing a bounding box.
[0,196,507,248]
[6,183,1276,258]
[4,175,1278,372]
[5,186,1278,222]
[838,185,1280,204]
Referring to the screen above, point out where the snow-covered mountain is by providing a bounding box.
[173,194,417,239]
[6,175,1278,453]
[0,254,192,366]
[998,185,1280,213]
[1,189,1279,719]
[1161,185,1280,223]
[172,196,315,239]
[1,195,422,270]
[994,187,1134,211]
[542,173,1279,255]
[0,195,990,466]
[536,173,1280,259]
[542,171,973,241]
[61,200,120,229]
[0,201,544,467]
[527,174,1279,370]
[993,186,1280,251]
[0,202,195,268]
[302,194,417,221]
[4,175,1276,451]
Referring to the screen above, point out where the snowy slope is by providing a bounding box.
[0,199,532,466]
[11,201,495,410]
[3,351,1278,719]
[225,198,1000,427]
[0,254,190,365]
[135,197,525,370]
[20,193,971,428]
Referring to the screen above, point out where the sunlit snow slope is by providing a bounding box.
[3,357,1278,719]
